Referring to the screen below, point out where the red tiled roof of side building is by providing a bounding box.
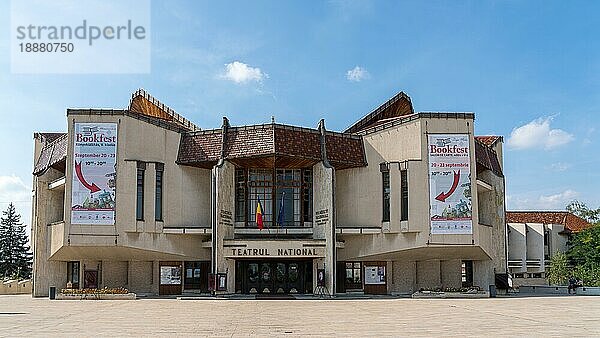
[506,211,593,233]
[475,135,503,147]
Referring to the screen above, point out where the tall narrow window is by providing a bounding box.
[381,164,390,222]
[155,163,164,221]
[136,161,145,221]
[302,169,313,223]
[235,169,247,222]
[67,261,80,289]
[400,169,408,221]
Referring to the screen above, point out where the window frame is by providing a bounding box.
[235,167,313,228]
[381,164,390,222]
[155,163,164,221]
[67,261,80,289]
[136,161,146,221]
[400,169,408,221]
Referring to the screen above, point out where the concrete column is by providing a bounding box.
[313,161,335,295]
[212,161,236,294]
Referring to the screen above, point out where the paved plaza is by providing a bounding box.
[1,295,599,337]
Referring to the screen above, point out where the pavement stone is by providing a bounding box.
[0,294,599,337]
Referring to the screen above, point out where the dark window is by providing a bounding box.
[235,169,247,222]
[136,162,145,221]
[155,163,164,221]
[345,262,362,290]
[461,260,473,287]
[236,168,312,227]
[275,169,301,226]
[400,169,408,221]
[303,169,313,222]
[544,230,549,246]
[67,261,80,289]
[248,169,274,227]
[381,166,390,222]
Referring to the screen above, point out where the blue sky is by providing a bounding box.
[1,0,599,228]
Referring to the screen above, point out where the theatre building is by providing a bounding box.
[31,89,506,297]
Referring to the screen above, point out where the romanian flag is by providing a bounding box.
[256,197,264,230]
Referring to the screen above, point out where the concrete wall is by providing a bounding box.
[441,260,462,289]
[313,161,335,295]
[102,261,128,288]
[416,260,442,290]
[128,261,154,294]
[213,161,236,294]
[389,261,416,294]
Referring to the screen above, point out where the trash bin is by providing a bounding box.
[489,284,496,298]
[49,286,56,300]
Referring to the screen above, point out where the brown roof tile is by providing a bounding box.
[176,130,222,167]
[177,123,367,169]
[326,133,367,168]
[475,139,503,177]
[475,135,503,147]
[506,211,592,233]
[33,134,68,175]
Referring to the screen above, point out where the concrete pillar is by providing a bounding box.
[212,160,236,294]
[313,161,335,295]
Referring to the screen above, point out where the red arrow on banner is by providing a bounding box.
[75,161,101,193]
[435,170,460,202]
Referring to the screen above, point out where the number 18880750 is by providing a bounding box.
[19,42,74,53]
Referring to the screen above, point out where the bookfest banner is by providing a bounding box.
[428,134,472,234]
[71,123,117,225]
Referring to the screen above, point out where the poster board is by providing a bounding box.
[71,122,117,225]
[364,266,385,285]
[428,134,472,234]
[160,266,181,285]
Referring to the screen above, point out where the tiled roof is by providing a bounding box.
[177,123,367,169]
[224,125,275,158]
[475,136,503,147]
[325,133,367,168]
[506,211,592,233]
[176,130,222,168]
[33,134,68,175]
[474,138,503,177]
[35,132,66,144]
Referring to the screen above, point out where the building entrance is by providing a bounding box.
[236,260,312,294]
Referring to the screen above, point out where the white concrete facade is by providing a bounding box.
[31,90,507,297]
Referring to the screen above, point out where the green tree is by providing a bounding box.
[0,203,32,279]
[547,251,569,286]
[567,224,600,287]
[566,200,600,224]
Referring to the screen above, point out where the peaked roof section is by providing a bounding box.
[344,91,414,134]
[128,89,200,132]
[177,121,367,169]
[474,137,503,177]
[33,133,68,175]
[475,135,503,147]
[507,211,592,233]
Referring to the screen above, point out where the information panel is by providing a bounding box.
[428,134,472,234]
[71,123,117,225]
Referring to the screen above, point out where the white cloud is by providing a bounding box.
[346,66,370,82]
[221,61,267,84]
[507,117,574,150]
[508,189,579,210]
[546,162,571,172]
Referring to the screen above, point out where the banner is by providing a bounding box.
[71,123,117,225]
[428,134,472,234]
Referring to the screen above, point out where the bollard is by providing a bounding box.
[49,286,56,300]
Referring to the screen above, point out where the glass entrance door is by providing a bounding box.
[237,260,312,294]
